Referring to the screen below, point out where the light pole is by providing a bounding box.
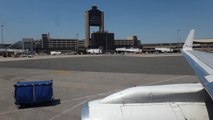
[76,33,78,54]
[177,29,180,43]
[105,31,108,53]
[1,25,3,48]
[177,29,181,52]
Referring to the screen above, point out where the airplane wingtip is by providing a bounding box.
[183,29,195,50]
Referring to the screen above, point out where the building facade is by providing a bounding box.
[114,36,140,48]
[41,34,49,49]
[90,32,114,51]
[38,33,84,51]
[7,38,34,52]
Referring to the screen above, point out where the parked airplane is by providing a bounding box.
[81,30,213,120]
[116,47,142,53]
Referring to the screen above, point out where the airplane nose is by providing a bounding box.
[81,102,90,120]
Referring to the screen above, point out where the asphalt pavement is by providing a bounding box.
[0,55,199,120]
[0,55,194,75]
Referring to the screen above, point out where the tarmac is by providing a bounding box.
[0,54,199,120]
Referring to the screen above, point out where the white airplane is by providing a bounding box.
[116,48,142,53]
[81,30,213,120]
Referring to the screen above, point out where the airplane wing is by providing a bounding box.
[182,29,213,100]
[81,30,212,120]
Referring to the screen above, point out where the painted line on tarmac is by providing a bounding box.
[143,75,190,86]
[60,75,191,104]
[0,109,21,116]
[61,90,118,104]
[48,90,120,120]
[0,90,117,117]
[49,99,88,120]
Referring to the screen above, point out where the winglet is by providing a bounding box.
[183,29,195,50]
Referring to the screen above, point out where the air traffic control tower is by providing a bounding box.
[85,6,104,48]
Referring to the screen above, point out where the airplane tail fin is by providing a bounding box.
[183,29,195,50]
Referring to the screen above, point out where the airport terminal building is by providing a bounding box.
[34,33,85,53]
[36,32,140,52]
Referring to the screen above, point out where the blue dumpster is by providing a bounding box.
[14,80,53,105]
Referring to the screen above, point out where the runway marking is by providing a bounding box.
[61,90,118,104]
[0,109,20,116]
[143,75,191,86]
[49,100,88,120]
[126,54,182,58]
[0,90,117,117]
[50,70,70,75]
[48,90,120,120]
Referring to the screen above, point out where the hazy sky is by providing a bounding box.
[0,0,213,43]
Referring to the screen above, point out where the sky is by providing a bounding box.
[0,0,213,44]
